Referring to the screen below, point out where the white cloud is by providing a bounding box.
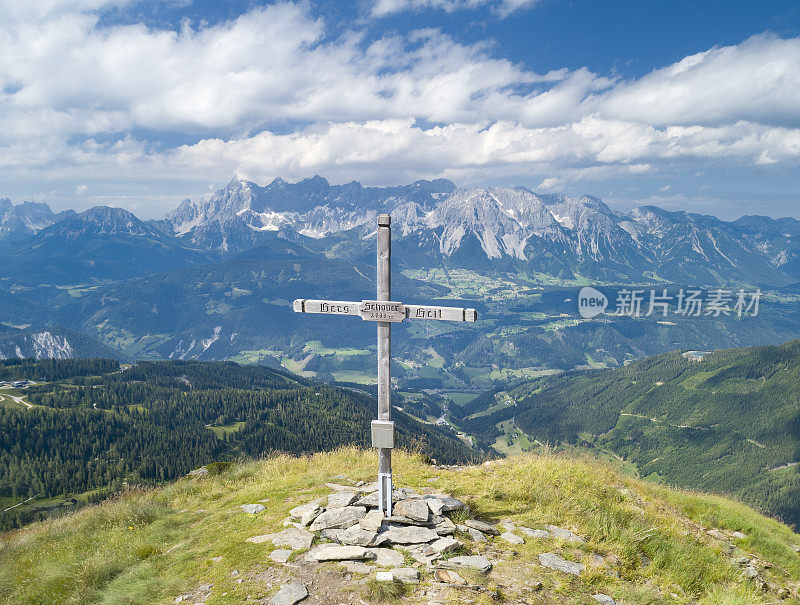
[0,2,798,213]
[371,0,539,18]
[537,177,560,190]
[75,184,88,195]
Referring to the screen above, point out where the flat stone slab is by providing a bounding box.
[593,594,616,605]
[241,503,266,514]
[423,495,464,514]
[310,506,367,531]
[539,552,585,575]
[545,525,584,543]
[269,549,293,563]
[308,545,374,561]
[519,527,550,539]
[338,525,386,547]
[393,499,430,523]
[380,525,439,544]
[500,532,524,545]
[430,537,460,554]
[270,582,308,605]
[320,529,342,543]
[435,569,467,585]
[440,555,492,574]
[498,520,516,531]
[431,517,456,535]
[367,547,405,567]
[328,492,358,509]
[359,510,384,533]
[272,527,314,550]
[289,502,322,520]
[464,519,499,535]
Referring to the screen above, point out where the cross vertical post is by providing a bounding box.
[376,213,392,515]
[292,214,477,517]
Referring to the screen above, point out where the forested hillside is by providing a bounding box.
[0,359,476,529]
[503,339,800,527]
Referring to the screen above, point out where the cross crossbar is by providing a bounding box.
[291,213,478,515]
[292,298,477,323]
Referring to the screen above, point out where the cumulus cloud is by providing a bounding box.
[371,0,539,18]
[0,1,798,212]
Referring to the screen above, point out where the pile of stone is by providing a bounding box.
[245,480,499,585]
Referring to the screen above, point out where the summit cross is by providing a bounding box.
[292,213,477,516]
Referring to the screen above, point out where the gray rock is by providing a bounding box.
[375,571,394,582]
[539,552,585,576]
[290,501,325,526]
[743,566,759,579]
[289,502,322,520]
[467,528,487,543]
[360,510,385,532]
[592,595,616,605]
[269,549,293,563]
[464,519,500,535]
[393,499,430,523]
[308,544,374,561]
[342,561,373,574]
[392,567,420,583]
[441,555,492,573]
[498,520,516,532]
[545,525,584,543]
[272,527,314,550]
[384,514,426,526]
[328,492,358,509]
[731,531,747,540]
[500,532,524,545]
[240,503,266,514]
[434,569,467,585]
[519,527,550,539]
[188,467,209,477]
[423,495,464,515]
[355,492,401,508]
[310,506,367,531]
[430,537,460,554]
[338,525,386,547]
[431,516,456,536]
[270,582,308,605]
[367,547,406,567]
[246,534,275,544]
[380,525,439,544]
[319,529,342,543]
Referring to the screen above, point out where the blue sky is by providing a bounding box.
[1,0,798,219]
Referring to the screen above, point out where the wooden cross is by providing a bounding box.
[293,214,477,515]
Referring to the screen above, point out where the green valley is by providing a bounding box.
[460,339,800,528]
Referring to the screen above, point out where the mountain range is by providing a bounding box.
[3,177,800,381]
[3,176,800,287]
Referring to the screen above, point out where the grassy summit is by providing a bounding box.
[1,448,799,604]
